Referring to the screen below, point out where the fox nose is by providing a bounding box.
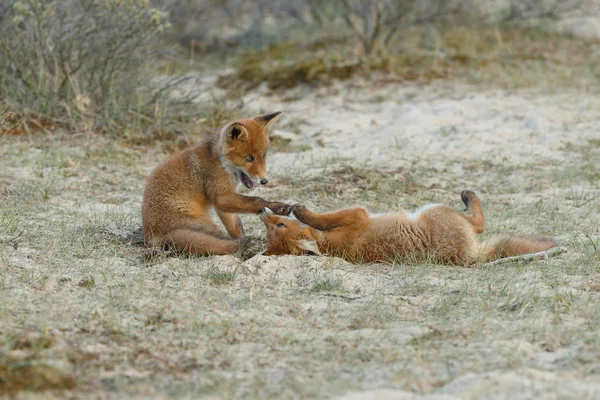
[259,207,273,216]
[260,178,269,185]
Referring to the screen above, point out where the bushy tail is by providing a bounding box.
[478,234,559,262]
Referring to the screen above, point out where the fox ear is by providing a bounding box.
[225,123,248,143]
[298,239,321,256]
[254,111,281,134]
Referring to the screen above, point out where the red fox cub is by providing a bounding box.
[259,190,558,265]
[142,112,291,256]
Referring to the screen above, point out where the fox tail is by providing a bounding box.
[478,234,559,262]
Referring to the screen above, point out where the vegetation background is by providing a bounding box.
[1,0,599,398]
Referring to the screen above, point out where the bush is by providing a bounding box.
[218,24,600,91]
[0,0,175,134]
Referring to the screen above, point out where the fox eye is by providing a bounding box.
[244,155,255,163]
[276,223,286,228]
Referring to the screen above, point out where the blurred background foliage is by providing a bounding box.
[1,0,598,142]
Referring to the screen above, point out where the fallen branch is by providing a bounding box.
[321,292,370,301]
[481,246,567,267]
[0,108,9,125]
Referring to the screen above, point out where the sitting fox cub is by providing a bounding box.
[259,190,558,265]
[142,112,291,256]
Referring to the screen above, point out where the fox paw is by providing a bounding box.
[291,204,309,221]
[269,202,292,216]
[237,236,263,260]
[460,190,476,208]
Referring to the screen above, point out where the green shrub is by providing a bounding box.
[0,0,173,134]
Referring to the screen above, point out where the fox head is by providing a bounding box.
[219,112,281,189]
[259,208,321,256]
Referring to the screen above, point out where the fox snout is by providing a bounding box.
[259,207,274,221]
[260,178,269,185]
[260,207,282,228]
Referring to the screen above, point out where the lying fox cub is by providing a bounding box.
[259,190,558,265]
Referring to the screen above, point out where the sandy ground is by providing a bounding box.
[1,77,599,399]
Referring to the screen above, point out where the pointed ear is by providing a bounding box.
[298,239,321,256]
[254,111,281,134]
[225,123,248,143]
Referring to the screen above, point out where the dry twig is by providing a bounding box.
[482,247,567,267]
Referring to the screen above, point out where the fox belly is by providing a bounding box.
[354,207,479,264]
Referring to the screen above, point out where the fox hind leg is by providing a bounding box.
[164,228,244,256]
[461,190,485,234]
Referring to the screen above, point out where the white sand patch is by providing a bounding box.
[437,368,600,399]
[179,75,599,180]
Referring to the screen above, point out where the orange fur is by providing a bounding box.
[142,112,291,256]
[260,190,558,265]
